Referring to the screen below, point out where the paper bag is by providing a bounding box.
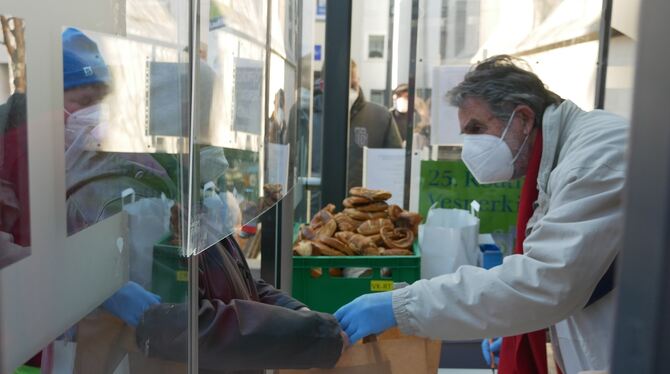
[279,328,440,374]
[419,202,480,278]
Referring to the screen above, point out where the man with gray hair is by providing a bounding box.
[335,55,626,374]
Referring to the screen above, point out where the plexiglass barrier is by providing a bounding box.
[0,0,194,371]
[191,0,303,256]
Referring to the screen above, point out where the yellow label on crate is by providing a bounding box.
[176,270,188,282]
[370,280,394,292]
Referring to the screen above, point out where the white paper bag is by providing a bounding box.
[419,202,480,278]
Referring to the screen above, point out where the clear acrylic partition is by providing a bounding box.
[191,0,267,256]
[0,14,30,269]
[293,0,316,225]
[191,0,302,256]
[38,1,191,372]
[0,0,190,373]
[308,0,326,219]
[413,0,603,250]
[271,0,299,65]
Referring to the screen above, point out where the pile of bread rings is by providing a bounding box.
[293,187,422,257]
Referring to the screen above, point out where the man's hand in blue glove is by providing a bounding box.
[481,337,502,367]
[102,281,161,327]
[334,291,396,344]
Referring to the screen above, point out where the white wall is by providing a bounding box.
[351,0,390,99]
[604,35,636,120]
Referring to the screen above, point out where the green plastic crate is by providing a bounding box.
[292,242,421,314]
[152,235,188,303]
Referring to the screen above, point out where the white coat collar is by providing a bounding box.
[537,100,584,192]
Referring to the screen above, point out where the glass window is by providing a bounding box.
[368,34,385,59]
[370,89,386,105]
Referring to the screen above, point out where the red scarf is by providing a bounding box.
[498,130,549,374]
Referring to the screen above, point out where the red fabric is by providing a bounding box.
[0,125,31,246]
[498,130,548,374]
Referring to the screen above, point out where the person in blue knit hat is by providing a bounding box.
[60,27,164,354]
[62,27,110,90]
[61,27,112,147]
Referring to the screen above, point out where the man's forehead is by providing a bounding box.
[460,97,492,114]
[458,97,494,122]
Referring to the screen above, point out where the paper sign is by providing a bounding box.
[363,148,405,206]
[430,66,469,145]
[233,58,263,134]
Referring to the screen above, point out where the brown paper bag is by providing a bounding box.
[74,310,187,374]
[280,328,440,374]
[74,310,132,374]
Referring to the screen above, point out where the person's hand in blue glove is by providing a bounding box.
[102,281,161,327]
[481,337,502,367]
[334,291,396,344]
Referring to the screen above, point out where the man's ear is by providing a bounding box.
[515,105,536,135]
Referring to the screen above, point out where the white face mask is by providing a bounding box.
[461,110,529,184]
[276,108,285,123]
[395,97,408,113]
[64,103,105,148]
[348,88,359,112]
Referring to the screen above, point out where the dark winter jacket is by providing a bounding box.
[348,91,402,190]
[136,237,343,373]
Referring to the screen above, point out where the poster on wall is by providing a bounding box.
[233,57,263,135]
[419,160,522,253]
[430,65,469,145]
[0,14,31,269]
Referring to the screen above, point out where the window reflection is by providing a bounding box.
[56,26,188,374]
[0,15,30,269]
[63,28,185,236]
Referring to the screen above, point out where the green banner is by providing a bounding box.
[419,160,522,251]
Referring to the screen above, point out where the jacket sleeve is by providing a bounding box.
[255,278,307,310]
[392,164,624,340]
[384,114,403,148]
[136,299,343,371]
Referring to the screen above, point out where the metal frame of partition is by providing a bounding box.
[321,0,353,209]
[402,0,420,209]
[595,0,613,109]
[321,0,351,208]
[260,0,303,292]
[384,0,395,107]
[610,0,670,372]
[187,0,201,372]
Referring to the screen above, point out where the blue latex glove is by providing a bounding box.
[334,291,396,344]
[102,281,161,327]
[481,337,502,367]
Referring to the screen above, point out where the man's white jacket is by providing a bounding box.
[392,100,628,374]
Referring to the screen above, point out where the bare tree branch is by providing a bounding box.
[1,15,26,93]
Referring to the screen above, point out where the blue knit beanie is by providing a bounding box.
[62,27,110,90]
